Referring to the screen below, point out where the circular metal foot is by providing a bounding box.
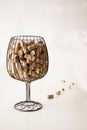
[14,101,42,112]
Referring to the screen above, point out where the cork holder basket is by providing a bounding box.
[6,35,49,112]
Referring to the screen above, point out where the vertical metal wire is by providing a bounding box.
[26,82,31,101]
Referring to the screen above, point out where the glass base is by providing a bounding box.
[14,101,42,112]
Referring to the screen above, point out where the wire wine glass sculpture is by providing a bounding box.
[6,35,49,112]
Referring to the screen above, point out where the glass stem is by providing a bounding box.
[26,82,31,101]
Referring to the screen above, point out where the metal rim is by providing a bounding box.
[11,35,44,40]
[14,101,43,112]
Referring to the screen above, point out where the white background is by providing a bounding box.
[0,0,87,130]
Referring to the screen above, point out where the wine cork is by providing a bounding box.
[28,70,32,75]
[35,58,40,63]
[31,71,39,78]
[36,47,42,57]
[47,94,54,99]
[27,43,36,50]
[39,59,44,64]
[56,91,61,95]
[20,42,28,54]
[22,61,27,69]
[35,68,40,74]
[31,56,35,61]
[11,62,19,79]
[62,88,65,91]
[69,82,74,86]
[61,80,66,83]
[17,62,23,79]
[30,50,35,56]
[24,54,31,60]
[18,49,23,57]
[15,43,20,54]
[26,40,35,46]
[26,59,30,64]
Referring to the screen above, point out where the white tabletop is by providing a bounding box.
[0,73,87,130]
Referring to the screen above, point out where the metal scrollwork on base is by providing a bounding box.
[14,101,42,112]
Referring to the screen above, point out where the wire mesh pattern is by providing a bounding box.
[14,101,42,112]
[10,35,46,45]
[7,35,49,83]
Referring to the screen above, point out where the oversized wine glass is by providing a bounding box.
[6,35,49,112]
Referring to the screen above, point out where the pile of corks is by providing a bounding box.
[7,40,48,82]
[47,80,75,99]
